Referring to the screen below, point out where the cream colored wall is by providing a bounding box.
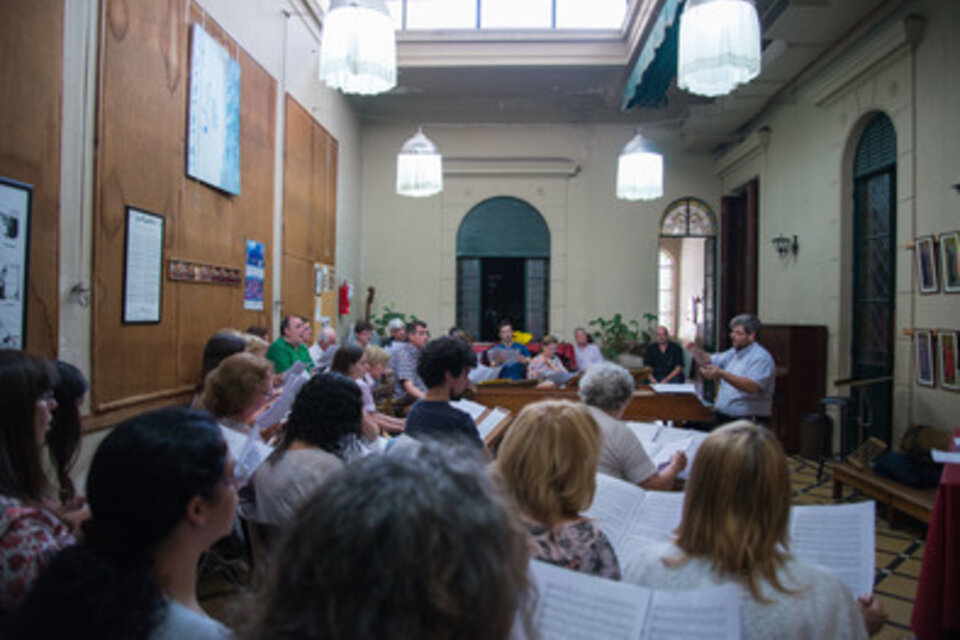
[716,0,960,442]
[359,123,722,341]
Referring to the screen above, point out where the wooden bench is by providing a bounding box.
[831,462,938,526]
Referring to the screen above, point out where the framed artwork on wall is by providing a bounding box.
[0,177,33,349]
[939,330,959,391]
[915,329,935,387]
[123,207,165,324]
[914,236,939,294]
[940,231,959,293]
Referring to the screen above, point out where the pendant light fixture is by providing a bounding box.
[318,0,396,96]
[396,127,443,198]
[616,131,663,201]
[677,0,761,98]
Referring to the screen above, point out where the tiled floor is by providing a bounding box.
[200,455,928,637]
[788,455,925,640]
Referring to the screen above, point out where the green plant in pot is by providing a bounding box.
[589,312,659,365]
[370,304,420,339]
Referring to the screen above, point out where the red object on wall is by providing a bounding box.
[338,283,350,316]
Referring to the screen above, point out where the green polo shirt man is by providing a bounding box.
[266,314,314,373]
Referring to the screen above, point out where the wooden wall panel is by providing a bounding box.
[93,0,276,414]
[282,94,337,325]
[0,1,63,357]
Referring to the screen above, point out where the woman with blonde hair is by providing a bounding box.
[364,346,405,434]
[201,352,275,435]
[625,420,885,638]
[496,400,620,579]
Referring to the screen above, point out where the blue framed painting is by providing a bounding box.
[187,23,241,195]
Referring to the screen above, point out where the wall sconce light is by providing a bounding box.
[771,234,798,257]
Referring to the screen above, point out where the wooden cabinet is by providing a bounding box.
[762,325,828,453]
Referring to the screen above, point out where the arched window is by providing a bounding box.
[658,250,675,334]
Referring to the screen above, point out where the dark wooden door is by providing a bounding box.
[719,179,758,350]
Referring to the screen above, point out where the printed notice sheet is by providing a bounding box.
[123,208,164,323]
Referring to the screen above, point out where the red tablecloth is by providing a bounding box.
[911,428,960,639]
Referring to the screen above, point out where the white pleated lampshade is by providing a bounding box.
[397,128,443,197]
[616,132,663,201]
[319,0,397,96]
[677,0,761,98]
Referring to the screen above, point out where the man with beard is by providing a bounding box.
[404,336,482,449]
[686,313,775,427]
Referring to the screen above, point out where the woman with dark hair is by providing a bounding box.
[251,373,365,527]
[331,345,403,440]
[243,444,532,640]
[47,361,88,506]
[14,407,236,639]
[624,421,886,638]
[0,350,74,616]
[192,331,247,407]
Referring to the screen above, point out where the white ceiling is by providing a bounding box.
[346,0,895,151]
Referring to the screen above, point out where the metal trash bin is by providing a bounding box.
[798,412,833,460]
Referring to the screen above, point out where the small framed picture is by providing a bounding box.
[939,330,959,391]
[915,329,935,387]
[915,236,939,294]
[940,231,960,294]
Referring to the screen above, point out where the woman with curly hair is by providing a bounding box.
[243,444,532,640]
[251,373,365,527]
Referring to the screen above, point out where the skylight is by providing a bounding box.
[384,0,627,31]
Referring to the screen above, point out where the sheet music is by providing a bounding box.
[585,475,684,568]
[545,369,578,386]
[526,561,651,640]
[651,383,698,395]
[219,424,274,484]
[449,398,488,422]
[522,561,741,640]
[625,421,663,450]
[488,346,522,364]
[789,502,875,597]
[469,364,502,384]
[656,427,708,480]
[287,360,306,377]
[477,407,509,440]
[254,370,309,431]
[931,449,960,464]
[652,437,694,469]
[643,585,742,640]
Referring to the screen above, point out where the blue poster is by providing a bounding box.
[244,240,264,311]
[187,23,241,195]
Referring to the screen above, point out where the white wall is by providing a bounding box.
[359,123,722,341]
[716,0,960,442]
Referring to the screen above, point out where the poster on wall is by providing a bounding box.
[187,23,241,195]
[123,207,164,324]
[244,240,265,311]
[0,178,32,349]
[915,329,935,388]
[914,236,939,294]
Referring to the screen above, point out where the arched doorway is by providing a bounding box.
[851,113,897,444]
[456,197,550,341]
[657,197,718,350]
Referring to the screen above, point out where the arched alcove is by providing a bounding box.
[456,197,550,340]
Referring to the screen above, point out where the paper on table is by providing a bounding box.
[524,561,742,640]
[219,425,274,484]
[254,369,309,431]
[931,449,960,464]
[651,383,698,395]
[449,398,488,422]
[789,501,875,598]
[477,407,509,440]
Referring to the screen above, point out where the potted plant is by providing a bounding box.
[588,312,658,367]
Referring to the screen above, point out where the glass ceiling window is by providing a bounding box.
[386,0,627,30]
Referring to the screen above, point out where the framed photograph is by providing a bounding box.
[939,330,959,391]
[0,177,32,349]
[940,231,960,293]
[123,207,165,324]
[915,329,935,387]
[914,236,939,294]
